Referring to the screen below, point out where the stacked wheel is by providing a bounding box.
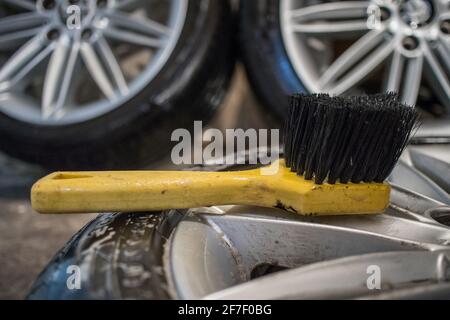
[0,0,235,169]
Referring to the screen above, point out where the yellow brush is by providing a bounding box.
[31,94,418,216]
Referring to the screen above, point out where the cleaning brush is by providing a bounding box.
[31,93,418,216]
[284,93,418,184]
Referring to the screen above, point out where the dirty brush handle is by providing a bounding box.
[31,170,265,214]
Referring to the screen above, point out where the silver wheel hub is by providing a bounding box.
[0,0,187,125]
[280,0,450,112]
[400,0,434,27]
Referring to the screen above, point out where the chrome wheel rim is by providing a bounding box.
[280,0,450,113]
[0,0,187,125]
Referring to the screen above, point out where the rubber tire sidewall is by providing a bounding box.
[239,0,308,122]
[27,210,185,300]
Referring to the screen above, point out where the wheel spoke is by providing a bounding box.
[288,1,370,37]
[0,12,47,48]
[113,0,142,10]
[437,36,450,75]
[101,11,170,48]
[2,0,36,11]
[385,50,404,93]
[291,21,369,35]
[423,41,450,112]
[402,55,423,106]
[0,33,50,92]
[103,27,164,48]
[42,35,78,119]
[289,1,370,20]
[319,30,394,94]
[96,36,129,96]
[384,51,423,106]
[80,41,118,101]
[104,11,171,36]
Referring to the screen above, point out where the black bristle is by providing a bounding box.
[283,93,419,185]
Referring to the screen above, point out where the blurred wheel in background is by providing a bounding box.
[239,0,450,120]
[0,0,235,169]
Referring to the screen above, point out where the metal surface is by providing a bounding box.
[165,184,450,299]
[0,0,187,125]
[31,160,390,215]
[412,119,450,143]
[205,251,450,299]
[280,0,450,112]
[390,142,450,204]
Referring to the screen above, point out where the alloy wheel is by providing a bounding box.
[280,0,450,114]
[167,186,450,299]
[0,0,187,125]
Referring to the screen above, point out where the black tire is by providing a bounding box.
[26,160,263,300]
[27,210,185,300]
[0,0,235,170]
[239,0,307,122]
[26,149,450,300]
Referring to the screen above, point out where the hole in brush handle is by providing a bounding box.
[52,173,94,180]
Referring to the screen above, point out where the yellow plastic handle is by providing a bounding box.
[31,160,391,215]
[31,169,266,213]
